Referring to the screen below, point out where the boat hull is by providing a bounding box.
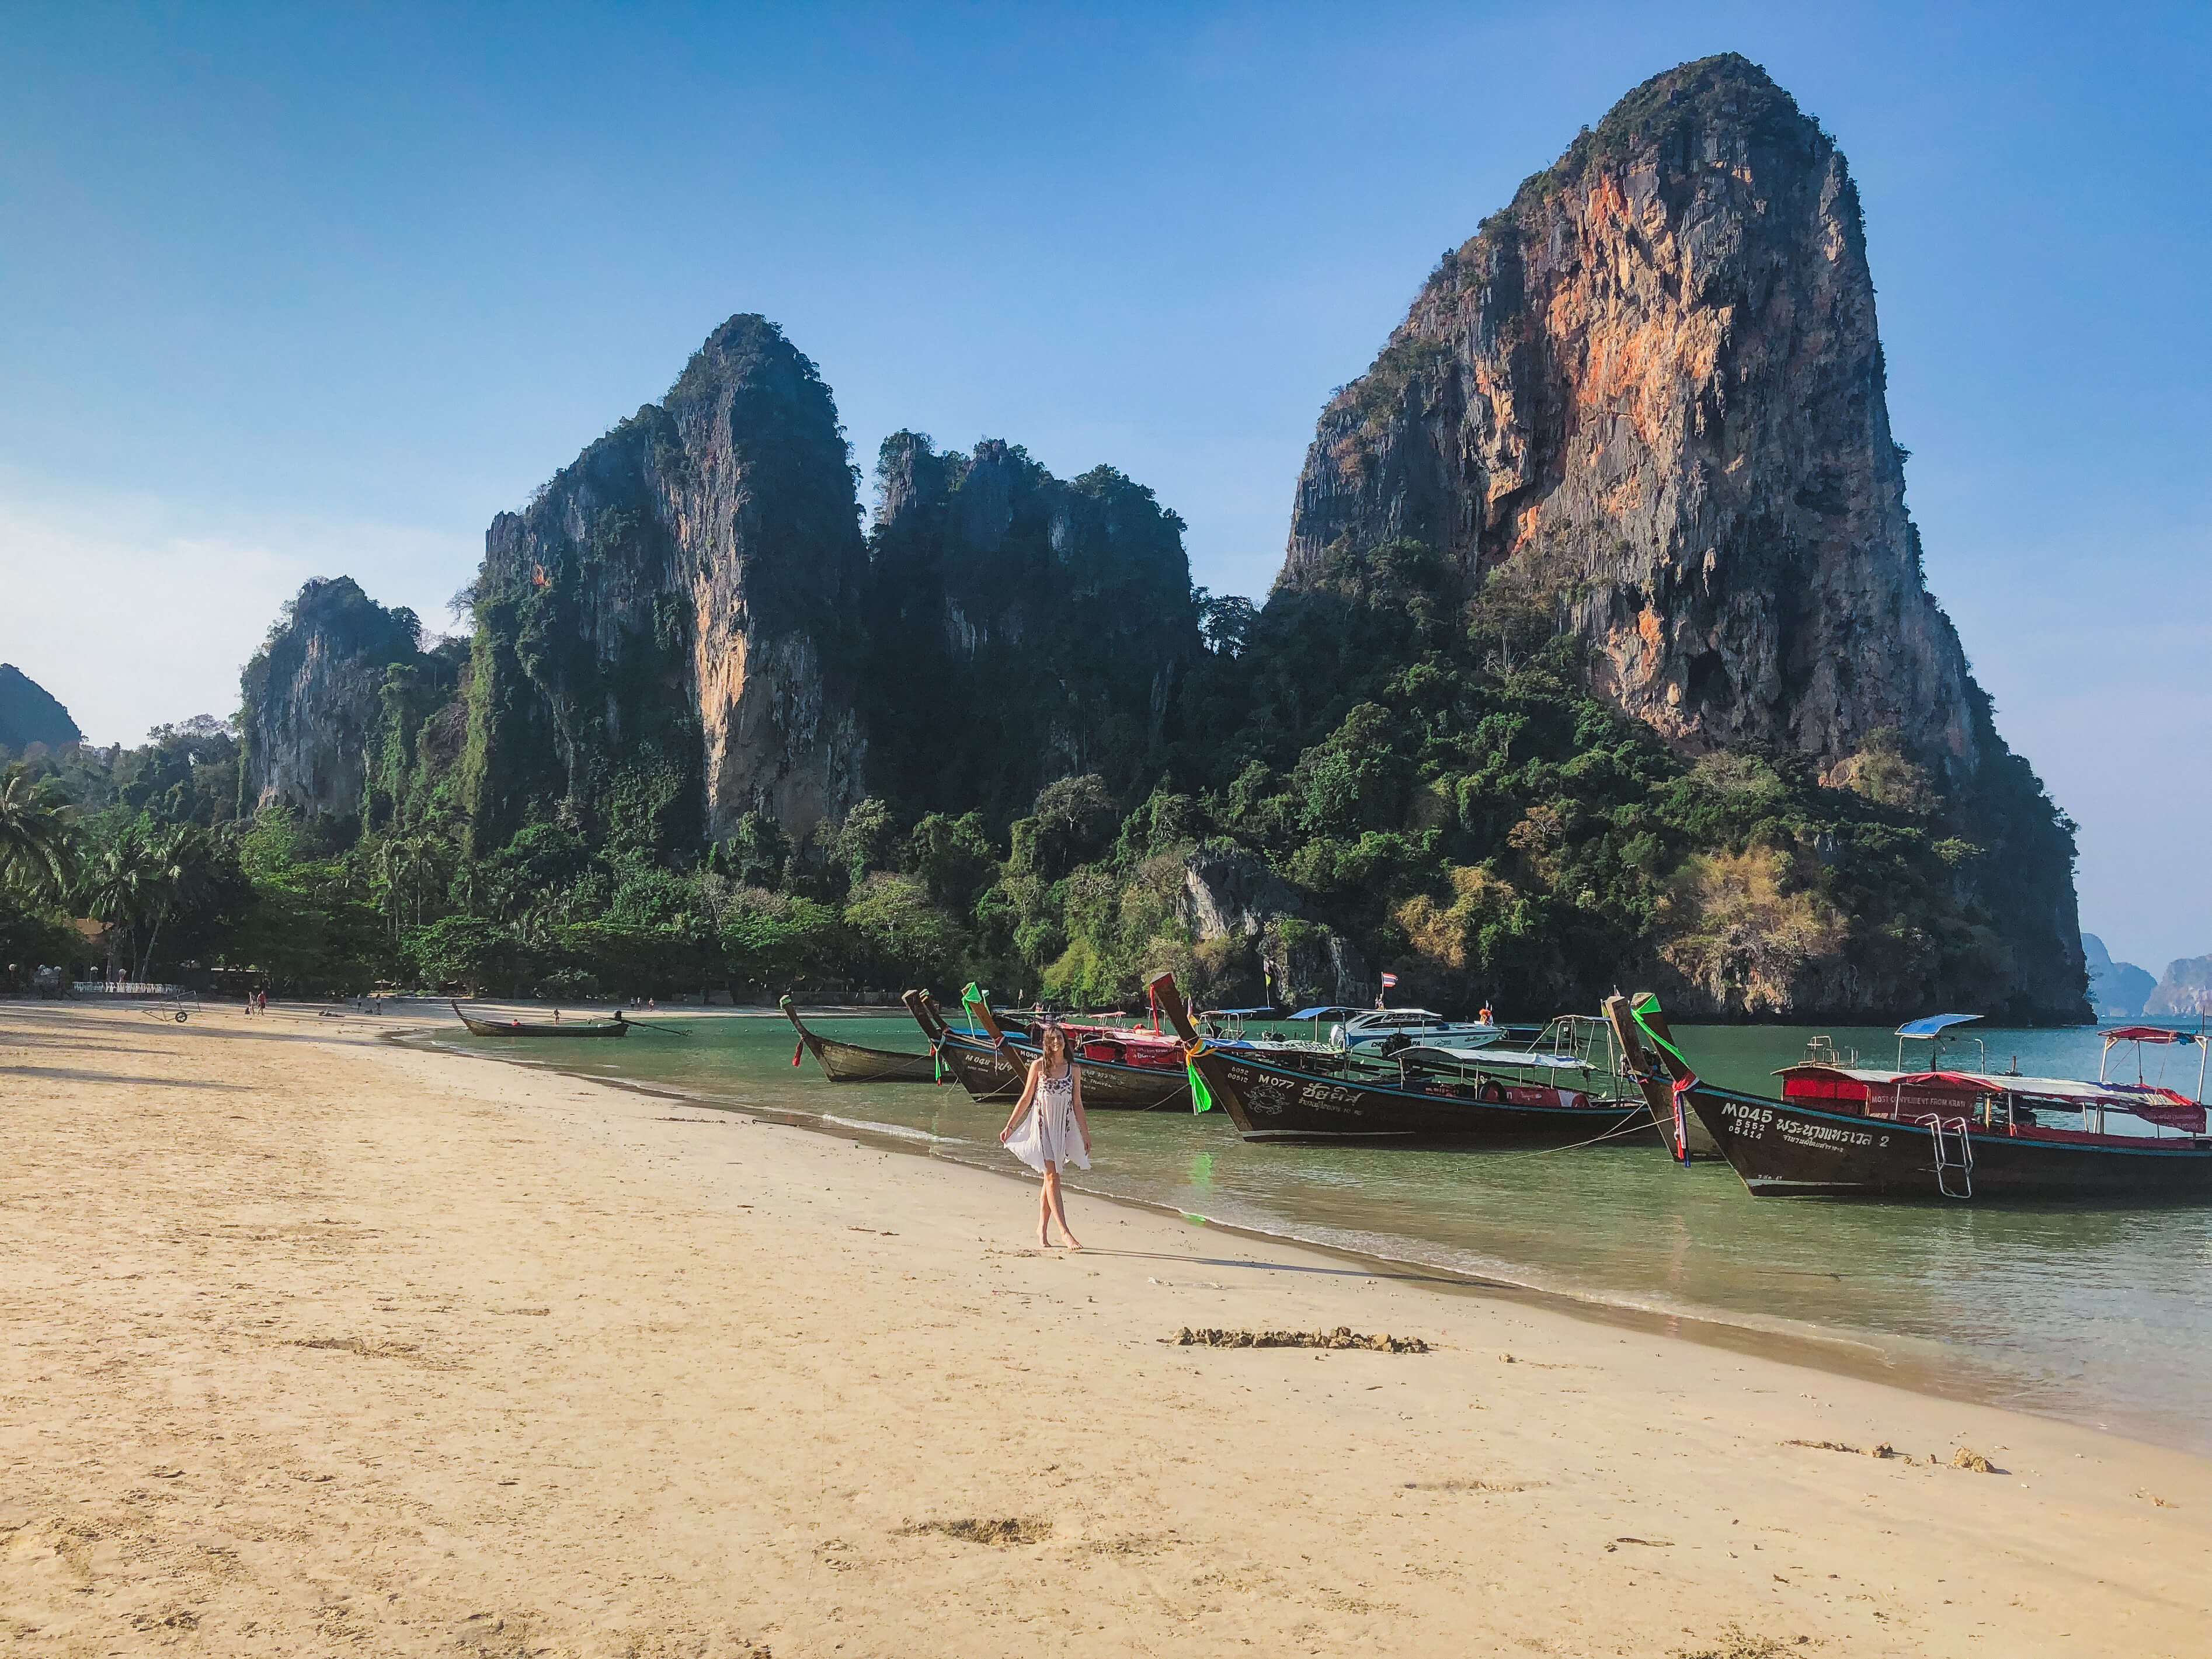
[453,1002,628,1038]
[1208,1049,1655,1146]
[933,1031,1192,1111]
[780,999,938,1083]
[1684,1083,2212,1201]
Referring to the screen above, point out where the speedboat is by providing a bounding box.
[1324,1006,1503,1054]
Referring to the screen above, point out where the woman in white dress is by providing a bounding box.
[999,1022,1091,1248]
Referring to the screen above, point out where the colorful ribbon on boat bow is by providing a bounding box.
[1181,1038,1216,1115]
[1629,992,1696,1163]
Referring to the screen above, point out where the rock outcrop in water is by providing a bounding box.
[466,315,870,851]
[2145,954,2212,1017]
[1273,53,2086,1021]
[2084,934,2156,1020]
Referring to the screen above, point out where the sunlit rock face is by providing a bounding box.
[1279,53,2087,1021]
[471,315,869,848]
[1284,53,1978,782]
[239,578,422,820]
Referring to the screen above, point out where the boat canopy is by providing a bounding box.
[1778,1063,1910,1084]
[1896,1013,1982,1039]
[1286,1006,1360,1021]
[1408,1045,1588,1069]
[1205,1007,1277,1018]
[2103,1025,2200,1046]
[1891,1069,2206,1131]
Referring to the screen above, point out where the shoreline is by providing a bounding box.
[7,1000,2206,1654]
[401,1021,2166,1455]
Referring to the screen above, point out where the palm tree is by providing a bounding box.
[0,767,76,902]
[78,823,205,983]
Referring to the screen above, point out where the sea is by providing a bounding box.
[409,1010,2212,1455]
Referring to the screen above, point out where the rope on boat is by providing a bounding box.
[1488,1113,1666,1157]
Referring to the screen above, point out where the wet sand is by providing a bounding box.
[3,1001,2207,1655]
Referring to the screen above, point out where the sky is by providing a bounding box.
[0,1,2205,970]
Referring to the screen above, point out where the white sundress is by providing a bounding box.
[1007,1065,1090,1173]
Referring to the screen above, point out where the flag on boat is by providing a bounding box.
[1380,972,1398,989]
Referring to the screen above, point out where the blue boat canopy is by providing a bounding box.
[1206,1007,1278,1017]
[1287,1006,1360,1021]
[1896,1013,1982,1038]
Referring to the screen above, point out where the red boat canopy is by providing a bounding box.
[1893,1071,2206,1133]
[2103,1025,2200,1046]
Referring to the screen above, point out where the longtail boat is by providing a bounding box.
[1604,992,2212,1201]
[900,989,1193,1111]
[1146,973,1655,1146]
[451,1000,629,1038]
[779,996,938,1083]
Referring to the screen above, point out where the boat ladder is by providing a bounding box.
[1929,1117,1974,1199]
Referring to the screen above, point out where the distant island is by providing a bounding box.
[1,55,2091,1022]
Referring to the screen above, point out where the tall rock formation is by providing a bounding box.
[2083,933,2155,1020]
[862,432,1202,823]
[0,664,82,754]
[2145,955,2212,1017]
[238,578,425,819]
[1286,53,1977,776]
[1274,53,2086,1020]
[467,315,869,851]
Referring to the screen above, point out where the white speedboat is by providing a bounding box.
[1320,1006,1503,1053]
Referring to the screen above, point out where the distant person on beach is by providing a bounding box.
[1000,1021,1091,1248]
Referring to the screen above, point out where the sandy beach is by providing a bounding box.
[3,1002,2207,1656]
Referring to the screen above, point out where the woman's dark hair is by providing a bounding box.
[1039,1021,1070,1065]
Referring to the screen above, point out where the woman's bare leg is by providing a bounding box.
[1038,1170,1055,1246]
[1043,1167,1081,1250]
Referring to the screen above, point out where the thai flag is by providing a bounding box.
[1380,972,1398,989]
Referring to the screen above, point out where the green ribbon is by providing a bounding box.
[1185,1056,1215,1114]
[1628,991,1693,1072]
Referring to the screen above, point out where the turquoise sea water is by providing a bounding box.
[413,1011,2212,1455]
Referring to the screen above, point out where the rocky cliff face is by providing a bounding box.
[238,578,424,819]
[1276,54,2086,1020]
[0,664,82,754]
[2145,955,2212,1017]
[1175,845,1370,1007]
[468,315,869,850]
[861,432,1201,823]
[1287,54,1977,780]
[2084,933,2157,1019]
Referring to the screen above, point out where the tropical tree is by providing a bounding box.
[0,767,76,902]
[77,822,208,982]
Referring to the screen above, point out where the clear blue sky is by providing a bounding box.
[1,2,2204,971]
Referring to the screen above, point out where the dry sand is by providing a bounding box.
[2,1001,2207,1657]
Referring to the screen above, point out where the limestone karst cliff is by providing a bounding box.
[466,315,870,851]
[1288,53,1977,775]
[238,578,426,820]
[1271,53,2086,1021]
[862,432,1202,823]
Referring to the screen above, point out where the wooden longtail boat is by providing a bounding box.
[1604,992,2212,1201]
[899,990,1194,1111]
[779,997,938,1083]
[1146,973,1655,1146]
[450,1000,629,1038]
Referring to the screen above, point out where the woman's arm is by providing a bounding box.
[1001,1059,1042,1143]
[1070,1064,1091,1154]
